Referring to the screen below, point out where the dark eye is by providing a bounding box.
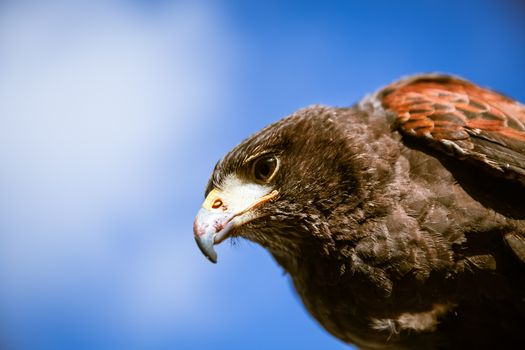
[252,155,278,183]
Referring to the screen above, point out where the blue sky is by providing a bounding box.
[0,1,524,349]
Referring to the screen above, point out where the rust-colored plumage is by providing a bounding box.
[194,74,525,349]
[382,76,525,185]
[380,76,525,220]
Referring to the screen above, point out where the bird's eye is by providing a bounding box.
[252,155,278,183]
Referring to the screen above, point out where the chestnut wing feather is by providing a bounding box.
[380,75,525,187]
[378,75,525,260]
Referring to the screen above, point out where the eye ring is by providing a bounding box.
[251,155,279,183]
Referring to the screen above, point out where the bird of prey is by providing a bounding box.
[193,74,525,350]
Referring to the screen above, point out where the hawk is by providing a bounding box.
[193,74,525,349]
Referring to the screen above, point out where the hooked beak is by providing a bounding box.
[193,185,278,263]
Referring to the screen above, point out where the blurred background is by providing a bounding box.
[1,1,524,349]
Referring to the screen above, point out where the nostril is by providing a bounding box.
[212,199,223,209]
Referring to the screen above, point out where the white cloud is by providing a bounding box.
[0,1,232,229]
[0,1,237,346]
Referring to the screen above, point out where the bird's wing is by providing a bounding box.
[378,74,525,263]
[379,74,525,187]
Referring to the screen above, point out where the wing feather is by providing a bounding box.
[379,75,525,187]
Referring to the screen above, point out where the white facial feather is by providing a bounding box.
[219,175,272,219]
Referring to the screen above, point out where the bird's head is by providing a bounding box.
[193,106,379,263]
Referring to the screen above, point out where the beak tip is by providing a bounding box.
[194,235,218,264]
